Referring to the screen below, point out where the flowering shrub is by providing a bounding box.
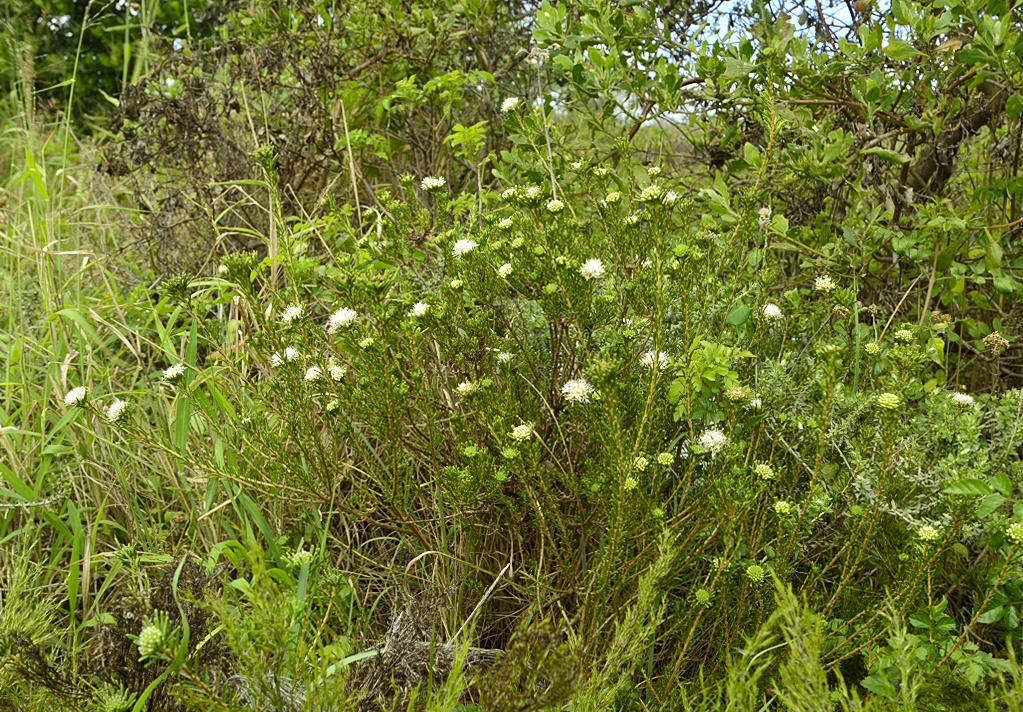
[59,137,1022,706]
[5,0,1023,709]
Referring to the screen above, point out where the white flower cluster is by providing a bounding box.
[105,399,128,422]
[640,350,670,369]
[561,379,595,404]
[281,304,304,324]
[270,347,300,367]
[409,302,430,318]
[163,364,186,380]
[950,391,975,407]
[136,621,167,660]
[510,423,533,441]
[580,258,606,281]
[698,428,728,454]
[813,275,836,293]
[64,386,87,406]
[638,184,662,202]
[456,380,478,397]
[326,307,358,333]
[452,239,478,257]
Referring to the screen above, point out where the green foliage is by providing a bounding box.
[1,0,224,116]
[4,0,1023,709]
[669,340,754,422]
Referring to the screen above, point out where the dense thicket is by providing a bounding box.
[2,1,1023,710]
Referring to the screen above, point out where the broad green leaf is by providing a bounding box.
[978,606,1005,624]
[886,38,922,60]
[945,478,993,496]
[726,302,751,326]
[976,494,1007,519]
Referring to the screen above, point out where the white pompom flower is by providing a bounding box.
[510,423,534,441]
[162,364,186,380]
[640,350,670,369]
[561,378,595,404]
[698,428,728,454]
[950,391,976,407]
[105,399,128,422]
[452,239,478,257]
[580,258,606,281]
[64,386,87,407]
[813,275,836,293]
[270,347,300,367]
[326,307,358,334]
[281,304,304,324]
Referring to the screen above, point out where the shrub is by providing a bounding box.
[4,0,1023,709]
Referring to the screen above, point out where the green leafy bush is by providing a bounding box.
[4,0,1023,709]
